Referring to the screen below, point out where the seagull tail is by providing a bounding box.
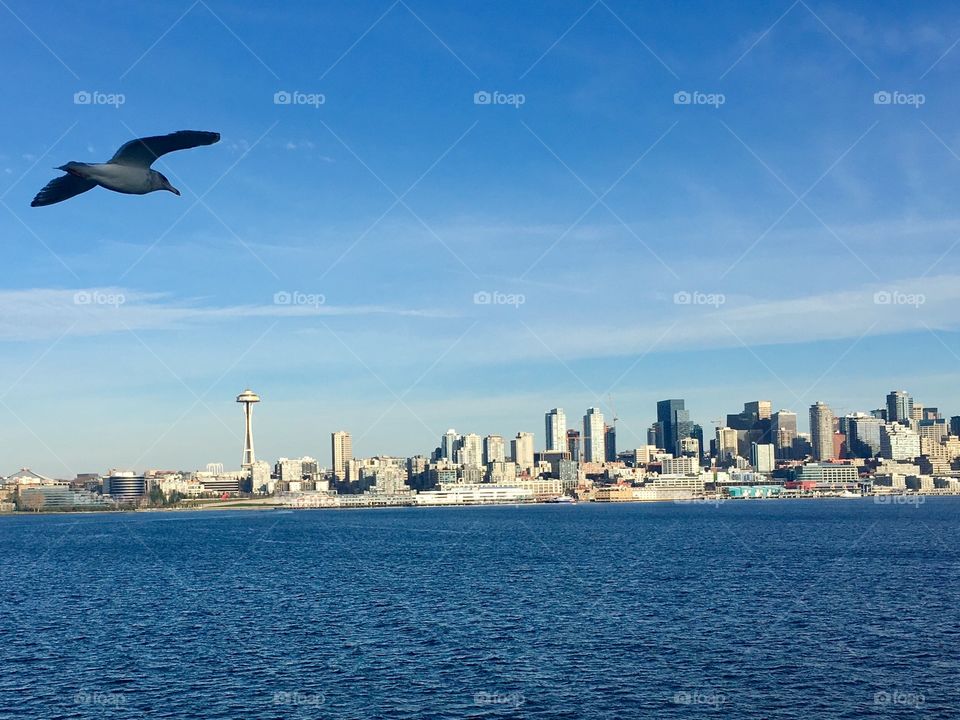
[57,162,91,177]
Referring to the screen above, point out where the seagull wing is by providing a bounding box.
[109,131,221,168]
[31,174,97,207]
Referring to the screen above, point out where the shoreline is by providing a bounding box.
[2,491,955,516]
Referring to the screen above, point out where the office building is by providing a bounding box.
[886,390,913,425]
[459,433,483,468]
[545,408,566,452]
[583,408,606,463]
[657,399,693,456]
[750,443,775,473]
[511,432,535,474]
[331,431,352,481]
[483,435,505,465]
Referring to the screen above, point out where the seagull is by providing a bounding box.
[31,130,220,207]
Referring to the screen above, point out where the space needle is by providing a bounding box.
[236,389,260,468]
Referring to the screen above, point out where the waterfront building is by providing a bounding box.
[793,463,858,486]
[662,456,699,475]
[103,470,147,503]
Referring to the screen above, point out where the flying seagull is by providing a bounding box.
[31,130,220,207]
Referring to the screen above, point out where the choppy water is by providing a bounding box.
[1,498,958,718]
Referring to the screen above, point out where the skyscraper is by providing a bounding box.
[511,432,535,474]
[657,399,692,456]
[744,400,772,420]
[886,390,913,425]
[483,434,505,465]
[441,429,461,462]
[772,410,798,458]
[566,429,581,462]
[459,433,483,468]
[809,402,835,461]
[750,442,775,473]
[583,407,606,463]
[545,408,567,452]
[846,413,882,458]
[331,430,352,481]
[604,424,617,462]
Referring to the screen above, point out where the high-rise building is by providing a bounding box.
[880,423,921,461]
[679,436,700,458]
[772,410,798,458]
[583,408,606,463]
[483,434,505,465]
[716,426,738,461]
[809,402,835,461]
[566,430,581,462]
[750,443,775,473]
[886,391,913,425]
[331,431,352,481]
[511,432,535,474]
[545,408,566,452]
[951,416,960,437]
[458,433,483,468]
[745,400,772,421]
[604,424,617,462]
[441,429,461,462]
[846,414,882,458]
[657,399,693,456]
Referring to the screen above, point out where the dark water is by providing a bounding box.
[1,498,958,718]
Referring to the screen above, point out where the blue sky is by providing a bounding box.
[3,0,960,475]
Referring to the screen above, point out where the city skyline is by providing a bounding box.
[5,1,960,472]
[7,385,948,478]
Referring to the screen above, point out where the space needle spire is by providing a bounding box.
[236,389,260,468]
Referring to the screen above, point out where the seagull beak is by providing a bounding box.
[168,185,181,196]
